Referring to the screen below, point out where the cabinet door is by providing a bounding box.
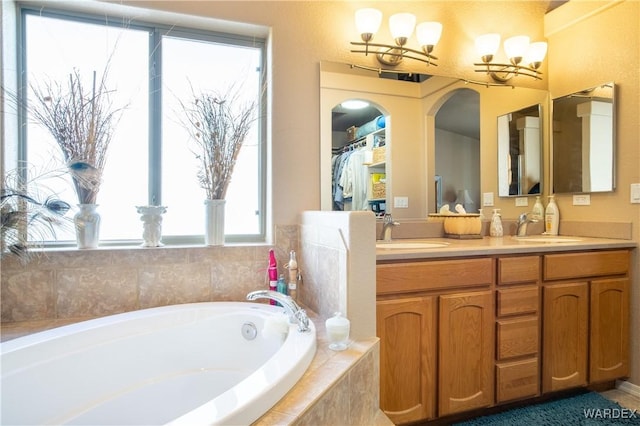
[542,282,588,392]
[377,297,436,424]
[590,278,629,383]
[439,291,494,416]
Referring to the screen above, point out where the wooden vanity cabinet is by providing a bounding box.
[376,297,436,424]
[542,250,630,392]
[495,256,541,403]
[439,290,494,416]
[376,258,494,423]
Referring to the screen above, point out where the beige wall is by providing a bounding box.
[544,0,640,387]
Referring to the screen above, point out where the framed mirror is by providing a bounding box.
[497,104,542,196]
[552,82,615,193]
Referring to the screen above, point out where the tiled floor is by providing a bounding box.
[601,389,640,411]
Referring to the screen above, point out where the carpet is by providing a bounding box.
[455,392,639,425]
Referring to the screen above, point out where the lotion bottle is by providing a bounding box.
[545,195,560,235]
[531,196,544,221]
[287,250,298,301]
[490,209,503,237]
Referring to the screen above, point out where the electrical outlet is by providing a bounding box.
[573,194,591,205]
[631,183,640,204]
[515,197,528,207]
[394,196,409,208]
[483,192,494,207]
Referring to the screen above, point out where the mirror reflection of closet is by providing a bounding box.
[434,88,480,213]
[331,100,387,215]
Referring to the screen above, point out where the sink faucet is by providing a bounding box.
[246,290,311,332]
[516,212,539,237]
[379,213,400,242]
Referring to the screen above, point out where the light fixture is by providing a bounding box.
[474,33,547,82]
[341,100,370,110]
[351,8,442,67]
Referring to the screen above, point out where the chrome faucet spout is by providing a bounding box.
[246,290,310,332]
[517,212,539,237]
[379,213,400,242]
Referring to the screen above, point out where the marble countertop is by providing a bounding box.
[376,235,637,261]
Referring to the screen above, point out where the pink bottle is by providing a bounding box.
[268,249,278,305]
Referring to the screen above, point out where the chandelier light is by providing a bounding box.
[350,8,442,67]
[474,33,547,82]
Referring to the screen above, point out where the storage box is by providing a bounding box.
[372,146,386,163]
[372,182,386,199]
[346,126,357,142]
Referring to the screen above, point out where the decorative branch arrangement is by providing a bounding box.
[28,68,124,204]
[180,84,258,200]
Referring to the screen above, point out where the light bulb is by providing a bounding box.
[389,13,416,45]
[526,41,547,69]
[504,35,530,65]
[416,22,443,53]
[475,33,501,62]
[355,8,382,42]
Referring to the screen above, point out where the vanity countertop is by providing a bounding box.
[376,235,637,261]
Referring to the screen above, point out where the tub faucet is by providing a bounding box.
[516,212,539,236]
[379,213,400,242]
[246,290,311,332]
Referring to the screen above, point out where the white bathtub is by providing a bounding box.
[1,302,316,425]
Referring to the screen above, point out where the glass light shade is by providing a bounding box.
[389,13,416,40]
[341,100,369,110]
[355,8,383,36]
[504,35,530,60]
[525,41,548,66]
[475,33,501,57]
[416,22,443,47]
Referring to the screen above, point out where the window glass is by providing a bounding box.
[21,10,265,244]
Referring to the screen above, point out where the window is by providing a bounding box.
[19,7,266,244]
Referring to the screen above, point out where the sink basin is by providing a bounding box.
[376,241,448,250]
[514,236,582,243]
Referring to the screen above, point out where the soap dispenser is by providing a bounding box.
[490,209,503,237]
[545,195,560,236]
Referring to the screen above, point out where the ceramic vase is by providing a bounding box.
[74,204,100,249]
[136,205,167,247]
[204,199,225,246]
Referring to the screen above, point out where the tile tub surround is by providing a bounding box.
[1,225,299,325]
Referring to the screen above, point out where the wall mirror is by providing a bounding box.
[552,82,615,193]
[497,104,542,197]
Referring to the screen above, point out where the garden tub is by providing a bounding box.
[1,302,316,425]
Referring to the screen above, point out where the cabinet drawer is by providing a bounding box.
[544,250,629,281]
[496,358,539,403]
[498,256,540,285]
[496,286,539,317]
[497,317,539,360]
[377,258,493,295]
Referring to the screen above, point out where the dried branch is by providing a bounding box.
[28,68,124,204]
[180,84,258,200]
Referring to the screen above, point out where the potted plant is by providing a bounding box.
[181,85,258,245]
[28,68,124,248]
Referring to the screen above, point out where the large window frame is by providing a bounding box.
[14,4,268,246]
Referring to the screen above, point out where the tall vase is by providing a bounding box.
[204,199,225,246]
[74,204,100,249]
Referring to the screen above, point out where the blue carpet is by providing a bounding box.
[455,392,639,425]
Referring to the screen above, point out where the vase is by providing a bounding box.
[74,204,100,249]
[204,199,225,246]
[136,205,167,247]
